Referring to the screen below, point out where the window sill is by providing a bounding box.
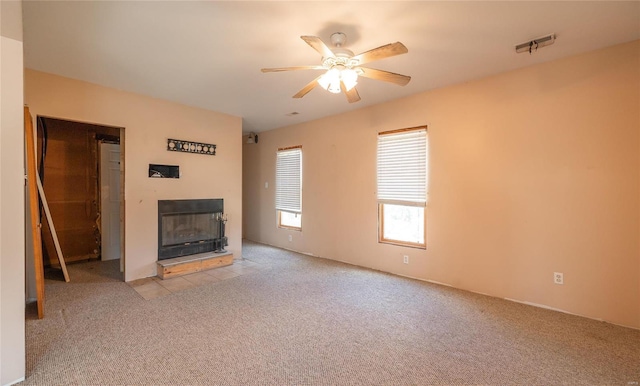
[379,239,426,249]
[278,225,302,232]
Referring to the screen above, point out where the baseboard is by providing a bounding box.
[504,298,639,331]
[244,238,640,331]
[3,376,26,386]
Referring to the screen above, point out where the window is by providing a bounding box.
[377,127,427,248]
[276,146,302,230]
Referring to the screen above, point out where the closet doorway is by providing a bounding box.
[37,117,125,278]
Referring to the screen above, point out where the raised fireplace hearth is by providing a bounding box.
[158,199,227,260]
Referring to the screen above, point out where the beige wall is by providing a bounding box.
[243,40,640,329]
[1,1,26,384]
[25,70,243,282]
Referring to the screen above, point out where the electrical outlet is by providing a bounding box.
[288,234,292,242]
[554,272,564,285]
[265,182,268,189]
[403,255,409,264]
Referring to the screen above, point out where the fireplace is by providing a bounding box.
[158,199,227,260]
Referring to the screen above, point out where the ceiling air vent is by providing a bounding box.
[515,34,555,54]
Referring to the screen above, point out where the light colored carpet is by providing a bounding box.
[23,240,639,385]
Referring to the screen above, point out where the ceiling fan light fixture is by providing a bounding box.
[318,68,342,93]
[317,71,332,91]
[342,69,358,91]
[318,67,358,93]
[327,82,342,94]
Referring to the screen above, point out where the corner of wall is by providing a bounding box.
[1,0,27,383]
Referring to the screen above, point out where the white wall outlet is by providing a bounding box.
[288,234,292,242]
[403,255,409,264]
[554,272,564,285]
[265,182,268,189]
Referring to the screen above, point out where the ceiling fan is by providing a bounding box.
[261,32,411,103]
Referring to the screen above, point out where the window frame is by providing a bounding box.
[378,202,426,249]
[276,145,303,231]
[377,126,428,249]
[277,210,302,231]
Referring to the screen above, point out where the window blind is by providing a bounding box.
[377,129,427,205]
[276,147,302,213]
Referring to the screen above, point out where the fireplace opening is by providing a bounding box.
[161,213,218,247]
[158,199,227,260]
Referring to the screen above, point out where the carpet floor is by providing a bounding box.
[23,240,640,385]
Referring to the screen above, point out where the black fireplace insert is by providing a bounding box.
[158,199,227,260]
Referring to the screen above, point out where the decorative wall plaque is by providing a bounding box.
[167,138,216,155]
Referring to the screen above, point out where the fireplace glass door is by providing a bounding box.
[161,212,219,247]
[158,199,224,260]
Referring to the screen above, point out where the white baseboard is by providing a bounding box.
[3,376,26,386]
[245,239,639,331]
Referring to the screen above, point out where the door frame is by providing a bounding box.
[118,128,125,273]
[38,115,126,279]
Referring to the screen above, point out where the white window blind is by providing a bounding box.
[377,128,427,205]
[276,147,302,213]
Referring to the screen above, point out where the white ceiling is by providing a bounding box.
[22,1,640,133]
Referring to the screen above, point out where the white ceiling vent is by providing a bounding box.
[516,34,556,54]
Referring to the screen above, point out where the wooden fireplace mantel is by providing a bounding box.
[156,251,233,279]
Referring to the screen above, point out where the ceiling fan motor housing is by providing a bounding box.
[331,47,355,58]
[330,32,347,47]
